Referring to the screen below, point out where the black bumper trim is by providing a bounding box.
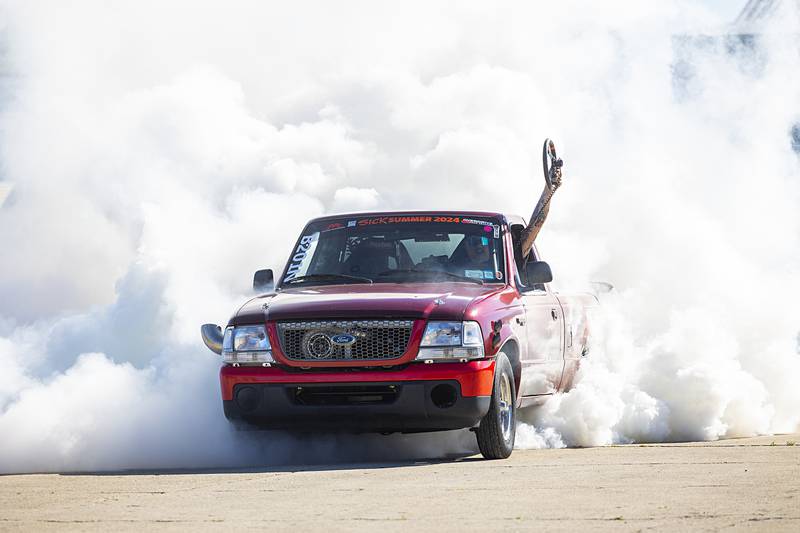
[223,380,491,433]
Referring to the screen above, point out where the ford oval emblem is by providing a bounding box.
[330,333,357,346]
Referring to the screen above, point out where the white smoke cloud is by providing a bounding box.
[0,0,797,472]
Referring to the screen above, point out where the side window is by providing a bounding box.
[510,224,544,291]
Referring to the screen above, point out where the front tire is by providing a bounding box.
[475,352,516,459]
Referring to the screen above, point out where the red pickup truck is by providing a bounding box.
[202,211,597,458]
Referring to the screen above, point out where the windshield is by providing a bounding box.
[280,215,506,287]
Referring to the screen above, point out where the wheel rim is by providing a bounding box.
[498,373,513,442]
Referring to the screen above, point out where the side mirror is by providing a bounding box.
[590,281,614,295]
[201,324,223,355]
[524,261,553,285]
[253,269,274,293]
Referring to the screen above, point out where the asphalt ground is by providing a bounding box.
[0,433,797,532]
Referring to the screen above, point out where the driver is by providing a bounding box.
[451,235,494,270]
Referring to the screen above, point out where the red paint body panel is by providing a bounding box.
[231,283,507,325]
[219,360,496,400]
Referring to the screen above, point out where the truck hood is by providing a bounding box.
[229,282,504,325]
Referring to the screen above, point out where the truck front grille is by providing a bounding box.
[276,319,414,361]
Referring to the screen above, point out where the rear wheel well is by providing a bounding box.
[499,339,521,395]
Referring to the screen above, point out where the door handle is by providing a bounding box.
[551,309,558,321]
[516,317,526,326]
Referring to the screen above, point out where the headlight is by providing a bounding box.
[421,321,462,346]
[233,325,270,351]
[462,321,483,347]
[417,321,484,362]
[222,325,275,365]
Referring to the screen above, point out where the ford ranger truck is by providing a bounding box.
[201,211,597,459]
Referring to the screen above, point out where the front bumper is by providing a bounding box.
[220,360,495,432]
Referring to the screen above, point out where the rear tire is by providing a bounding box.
[476,352,516,459]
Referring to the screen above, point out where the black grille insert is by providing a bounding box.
[291,385,400,406]
[276,319,413,361]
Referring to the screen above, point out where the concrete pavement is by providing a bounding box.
[0,433,797,531]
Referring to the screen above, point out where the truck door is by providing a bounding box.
[519,288,564,396]
[510,229,564,397]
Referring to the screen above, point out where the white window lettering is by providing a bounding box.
[283,232,320,282]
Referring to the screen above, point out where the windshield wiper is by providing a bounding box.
[284,273,374,285]
[377,269,484,285]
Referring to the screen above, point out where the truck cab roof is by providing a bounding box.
[306,210,527,227]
